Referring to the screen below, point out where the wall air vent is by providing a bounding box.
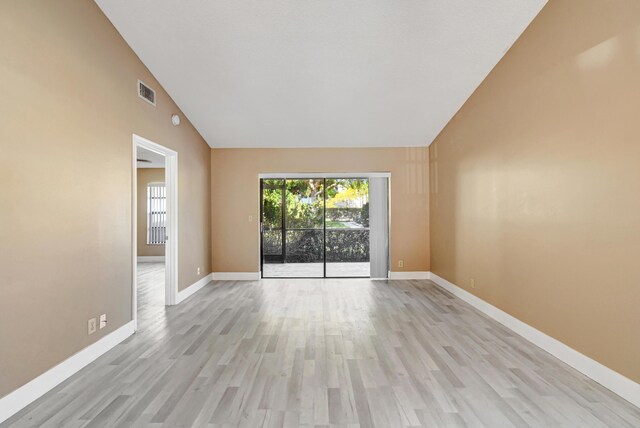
[137,80,156,106]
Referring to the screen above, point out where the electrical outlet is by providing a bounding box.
[197,267,201,275]
[99,314,107,329]
[248,215,253,222]
[398,260,404,268]
[470,278,475,289]
[88,318,97,335]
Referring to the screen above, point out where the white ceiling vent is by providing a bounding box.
[137,79,156,106]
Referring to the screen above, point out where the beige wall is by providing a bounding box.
[0,0,211,397]
[430,0,640,382]
[137,169,166,257]
[211,148,429,273]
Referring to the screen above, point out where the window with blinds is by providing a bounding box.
[147,183,167,245]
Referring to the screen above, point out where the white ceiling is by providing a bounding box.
[137,146,165,168]
[97,0,546,148]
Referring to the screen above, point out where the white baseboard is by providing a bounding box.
[428,272,640,409]
[176,273,213,304]
[213,272,261,281]
[0,320,135,424]
[137,256,165,263]
[388,271,430,280]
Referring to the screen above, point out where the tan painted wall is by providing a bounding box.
[211,147,429,272]
[0,0,211,397]
[211,148,429,273]
[137,169,166,257]
[430,0,640,382]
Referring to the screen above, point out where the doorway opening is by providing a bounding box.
[132,135,178,331]
[260,174,389,279]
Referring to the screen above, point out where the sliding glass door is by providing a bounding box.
[261,177,372,278]
[325,179,370,277]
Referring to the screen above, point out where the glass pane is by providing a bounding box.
[262,180,284,264]
[284,179,324,277]
[285,179,324,229]
[325,179,370,277]
[262,180,283,229]
[262,179,325,278]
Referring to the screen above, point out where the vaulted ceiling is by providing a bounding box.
[96,0,546,148]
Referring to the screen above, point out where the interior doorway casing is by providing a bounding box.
[132,134,178,331]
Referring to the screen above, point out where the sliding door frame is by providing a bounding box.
[259,172,391,279]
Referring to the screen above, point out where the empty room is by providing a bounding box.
[1,0,639,427]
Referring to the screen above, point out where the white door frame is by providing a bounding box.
[257,172,391,278]
[132,134,179,331]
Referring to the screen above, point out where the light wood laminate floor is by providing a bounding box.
[3,263,639,427]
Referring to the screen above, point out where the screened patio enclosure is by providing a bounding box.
[260,176,389,278]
